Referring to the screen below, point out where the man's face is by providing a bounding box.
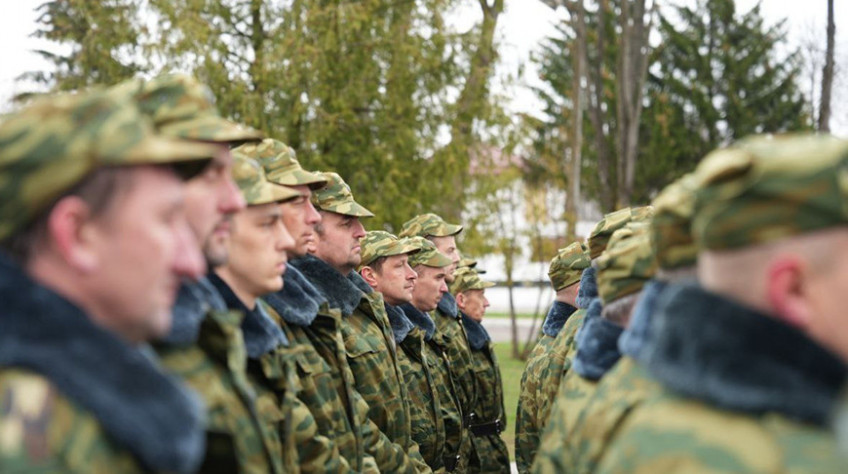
[429,235,460,282]
[221,202,295,301]
[371,254,417,306]
[411,265,448,312]
[86,166,202,343]
[280,185,321,257]
[458,289,489,322]
[314,211,366,274]
[184,147,246,267]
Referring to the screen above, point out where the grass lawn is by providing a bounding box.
[493,342,528,461]
[486,311,538,319]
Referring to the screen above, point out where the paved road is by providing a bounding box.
[481,317,541,343]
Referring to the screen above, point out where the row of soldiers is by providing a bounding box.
[0,74,511,472]
[515,133,848,472]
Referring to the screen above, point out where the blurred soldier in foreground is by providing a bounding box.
[0,90,217,472]
[292,173,432,472]
[401,214,478,471]
[514,241,589,473]
[593,134,848,472]
[452,267,511,473]
[359,231,449,471]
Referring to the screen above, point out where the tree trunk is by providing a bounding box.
[586,0,615,212]
[566,0,585,238]
[818,0,835,132]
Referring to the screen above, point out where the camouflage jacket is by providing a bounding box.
[595,284,847,473]
[155,281,286,474]
[515,301,578,474]
[461,313,511,474]
[0,257,204,473]
[208,272,360,473]
[291,256,431,472]
[389,303,447,471]
[402,302,469,472]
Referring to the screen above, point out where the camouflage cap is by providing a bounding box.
[587,208,633,259]
[398,213,463,238]
[596,222,657,304]
[631,205,655,222]
[230,152,302,206]
[310,171,374,217]
[450,266,495,295]
[0,90,219,241]
[651,174,697,269]
[128,74,263,144]
[548,241,591,291]
[359,230,420,269]
[232,138,327,189]
[692,133,848,250]
[406,236,453,268]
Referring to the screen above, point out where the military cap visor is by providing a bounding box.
[231,153,302,206]
[158,113,264,145]
[267,166,328,190]
[406,236,453,268]
[451,267,495,295]
[399,213,463,238]
[311,171,374,217]
[360,235,421,268]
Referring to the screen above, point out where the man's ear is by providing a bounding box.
[46,196,99,273]
[455,292,467,312]
[360,266,378,288]
[766,256,811,329]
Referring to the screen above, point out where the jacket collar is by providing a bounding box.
[385,303,416,343]
[400,303,436,341]
[289,254,363,317]
[542,301,578,337]
[618,279,667,361]
[264,264,324,327]
[575,266,598,309]
[572,298,623,380]
[461,312,491,350]
[206,273,288,357]
[163,277,227,345]
[436,291,459,319]
[0,256,205,473]
[645,284,848,426]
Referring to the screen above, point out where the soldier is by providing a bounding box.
[118,74,294,474]
[0,90,218,472]
[452,267,511,473]
[514,241,590,473]
[594,134,848,472]
[399,237,469,472]
[400,214,478,470]
[289,173,432,472]
[533,222,657,473]
[359,231,449,471]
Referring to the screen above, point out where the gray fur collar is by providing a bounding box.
[264,264,324,327]
[289,254,362,317]
[461,313,491,350]
[385,303,416,343]
[575,267,598,309]
[0,256,205,473]
[206,273,288,357]
[644,284,847,425]
[542,301,578,337]
[573,298,623,381]
[163,278,226,345]
[400,303,436,341]
[437,291,459,318]
[618,279,668,361]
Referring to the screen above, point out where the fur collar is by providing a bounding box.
[289,254,361,317]
[437,291,459,319]
[400,303,436,341]
[542,301,578,337]
[385,303,415,343]
[618,279,668,361]
[264,264,324,327]
[163,277,227,345]
[206,273,288,357]
[461,313,491,350]
[645,284,847,425]
[573,298,623,380]
[0,257,204,473]
[575,267,598,309]
[348,271,374,295]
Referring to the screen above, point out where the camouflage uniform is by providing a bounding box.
[595,135,848,472]
[452,268,510,473]
[0,91,215,472]
[401,214,478,471]
[514,242,589,473]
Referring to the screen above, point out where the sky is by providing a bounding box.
[0,0,844,133]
